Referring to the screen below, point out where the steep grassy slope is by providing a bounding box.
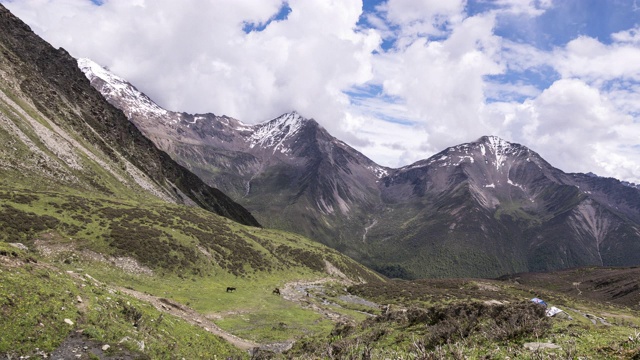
[0,188,379,283]
[0,4,258,226]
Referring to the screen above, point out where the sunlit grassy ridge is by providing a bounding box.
[0,187,379,282]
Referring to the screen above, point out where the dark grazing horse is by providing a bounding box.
[226,287,236,293]
[272,287,281,295]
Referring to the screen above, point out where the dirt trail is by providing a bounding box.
[119,278,370,353]
[116,287,259,351]
[65,271,259,351]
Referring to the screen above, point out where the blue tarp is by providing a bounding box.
[531,297,548,307]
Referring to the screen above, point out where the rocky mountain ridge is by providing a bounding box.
[0,6,258,227]
[81,57,640,279]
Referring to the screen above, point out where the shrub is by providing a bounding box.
[0,205,60,242]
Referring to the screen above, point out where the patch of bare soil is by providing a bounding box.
[323,260,351,283]
[474,281,501,292]
[46,331,141,360]
[280,278,352,323]
[33,238,154,276]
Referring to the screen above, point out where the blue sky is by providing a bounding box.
[3,0,640,182]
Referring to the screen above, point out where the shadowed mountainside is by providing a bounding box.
[0,5,259,226]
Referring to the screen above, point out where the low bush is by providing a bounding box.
[0,205,60,243]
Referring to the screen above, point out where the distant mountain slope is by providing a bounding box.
[374,136,640,278]
[0,5,258,227]
[81,56,640,279]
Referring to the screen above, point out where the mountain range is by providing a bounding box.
[81,58,640,279]
[0,3,382,284]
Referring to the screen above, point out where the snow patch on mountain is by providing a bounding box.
[248,112,305,154]
[453,156,474,166]
[484,136,511,170]
[78,58,168,117]
[234,122,253,131]
[370,166,389,179]
[507,178,526,191]
[478,135,531,171]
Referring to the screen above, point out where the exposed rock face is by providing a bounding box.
[0,5,259,227]
[81,54,640,279]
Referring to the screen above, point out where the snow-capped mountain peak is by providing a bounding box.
[248,111,308,153]
[78,58,120,86]
[482,135,512,153]
[476,135,529,170]
[397,135,537,174]
[76,53,640,279]
[78,58,167,117]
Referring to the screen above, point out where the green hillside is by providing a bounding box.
[0,242,245,359]
[0,188,382,358]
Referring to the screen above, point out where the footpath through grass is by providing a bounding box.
[0,242,246,359]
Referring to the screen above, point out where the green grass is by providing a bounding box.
[75,264,338,343]
[0,187,379,280]
[283,277,640,359]
[3,185,640,359]
[0,185,381,351]
[0,248,78,355]
[79,287,246,359]
[217,306,331,343]
[0,242,245,359]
